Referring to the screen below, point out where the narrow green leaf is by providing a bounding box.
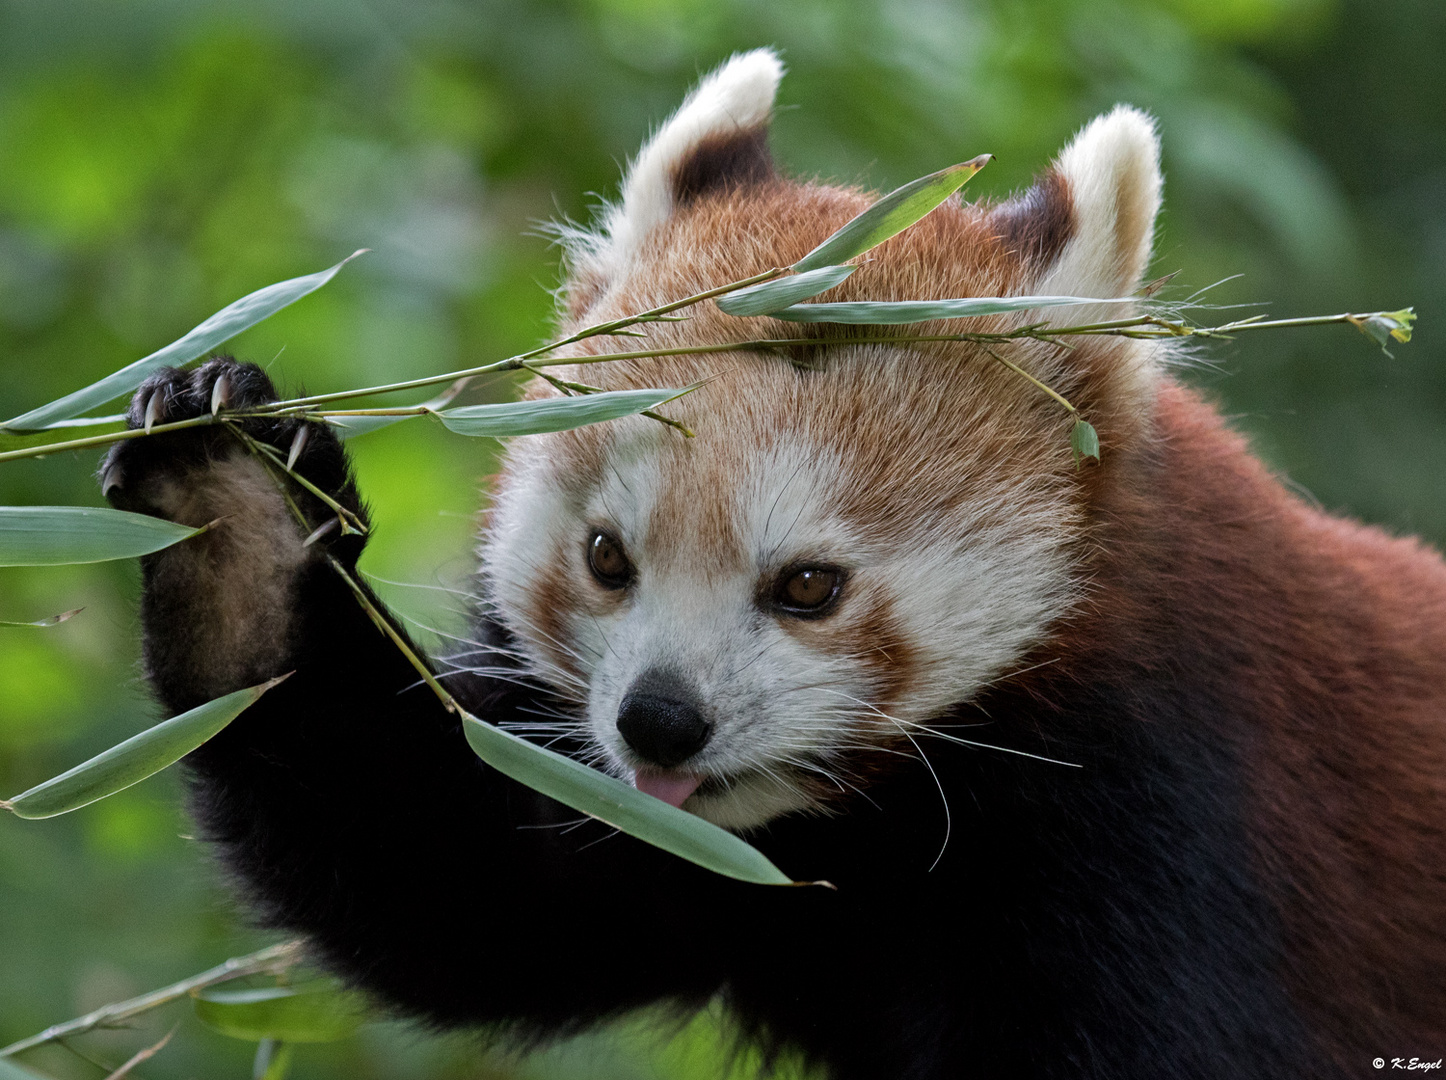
[327,377,472,438]
[1352,308,1415,356]
[0,608,83,628]
[769,294,1135,324]
[793,155,991,273]
[0,1058,52,1080]
[253,1039,294,1080]
[1070,419,1101,465]
[3,678,284,819]
[3,252,366,432]
[461,713,792,885]
[0,416,127,457]
[0,506,202,566]
[193,984,365,1043]
[435,386,693,438]
[716,265,856,317]
[1383,307,1416,343]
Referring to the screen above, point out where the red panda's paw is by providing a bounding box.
[98,357,366,564]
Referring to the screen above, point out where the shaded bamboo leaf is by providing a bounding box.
[193,984,365,1043]
[1071,419,1101,465]
[1351,307,1416,356]
[253,1039,294,1080]
[3,252,366,432]
[327,377,473,438]
[0,506,203,566]
[792,155,991,273]
[716,265,856,317]
[0,608,83,628]
[435,386,693,438]
[2,678,285,819]
[769,294,1134,324]
[461,712,792,885]
[0,1059,52,1080]
[0,417,127,457]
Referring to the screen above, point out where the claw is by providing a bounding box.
[210,372,231,416]
[303,518,338,548]
[286,425,309,472]
[142,390,163,434]
[100,460,123,498]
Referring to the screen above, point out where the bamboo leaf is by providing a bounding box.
[253,1039,294,1080]
[1070,419,1101,465]
[715,265,856,317]
[193,984,365,1043]
[0,608,83,628]
[769,294,1135,324]
[792,155,991,273]
[0,1058,52,1080]
[326,376,472,438]
[461,713,791,885]
[3,252,366,432]
[2,678,284,819]
[0,506,203,566]
[0,416,127,457]
[435,386,693,438]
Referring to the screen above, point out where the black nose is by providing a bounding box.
[616,674,711,769]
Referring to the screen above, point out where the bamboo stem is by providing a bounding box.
[0,309,1412,465]
[0,942,303,1058]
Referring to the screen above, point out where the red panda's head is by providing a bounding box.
[481,49,1165,830]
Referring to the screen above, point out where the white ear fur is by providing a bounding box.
[596,49,784,272]
[1035,106,1162,299]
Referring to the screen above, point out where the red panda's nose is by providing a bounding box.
[616,673,711,769]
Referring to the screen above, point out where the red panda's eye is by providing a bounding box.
[773,565,844,617]
[587,531,633,589]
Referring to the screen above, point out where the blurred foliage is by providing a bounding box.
[0,0,1440,1076]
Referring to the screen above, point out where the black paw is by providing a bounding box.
[99,357,366,559]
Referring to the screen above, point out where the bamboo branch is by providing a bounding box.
[0,942,303,1058]
[0,309,1413,465]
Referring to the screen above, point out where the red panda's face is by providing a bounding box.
[481,50,1165,830]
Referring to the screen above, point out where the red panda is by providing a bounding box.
[101,49,1445,1079]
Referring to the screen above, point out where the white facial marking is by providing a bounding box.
[483,423,1077,833]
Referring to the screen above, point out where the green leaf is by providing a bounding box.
[461,712,792,886]
[792,155,991,273]
[1352,307,1415,356]
[3,678,284,819]
[768,294,1134,324]
[435,386,693,438]
[0,506,202,566]
[0,607,83,628]
[327,377,471,438]
[716,265,856,317]
[253,1039,294,1080]
[0,1057,53,1080]
[1070,419,1101,465]
[0,416,127,456]
[193,983,365,1043]
[3,251,366,432]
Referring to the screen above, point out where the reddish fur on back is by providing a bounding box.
[485,57,1446,1062]
[1027,384,1446,1062]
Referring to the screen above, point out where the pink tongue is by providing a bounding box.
[633,770,703,808]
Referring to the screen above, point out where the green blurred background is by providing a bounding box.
[0,0,1440,1076]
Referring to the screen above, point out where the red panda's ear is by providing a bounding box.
[574,50,781,288]
[994,107,1162,299]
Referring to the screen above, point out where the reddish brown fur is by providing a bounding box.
[1019,384,1446,1064]
[513,134,1446,1059]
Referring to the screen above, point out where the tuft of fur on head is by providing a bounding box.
[1038,106,1162,302]
[561,49,784,316]
[487,57,1168,831]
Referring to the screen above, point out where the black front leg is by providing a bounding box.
[99,359,741,1033]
